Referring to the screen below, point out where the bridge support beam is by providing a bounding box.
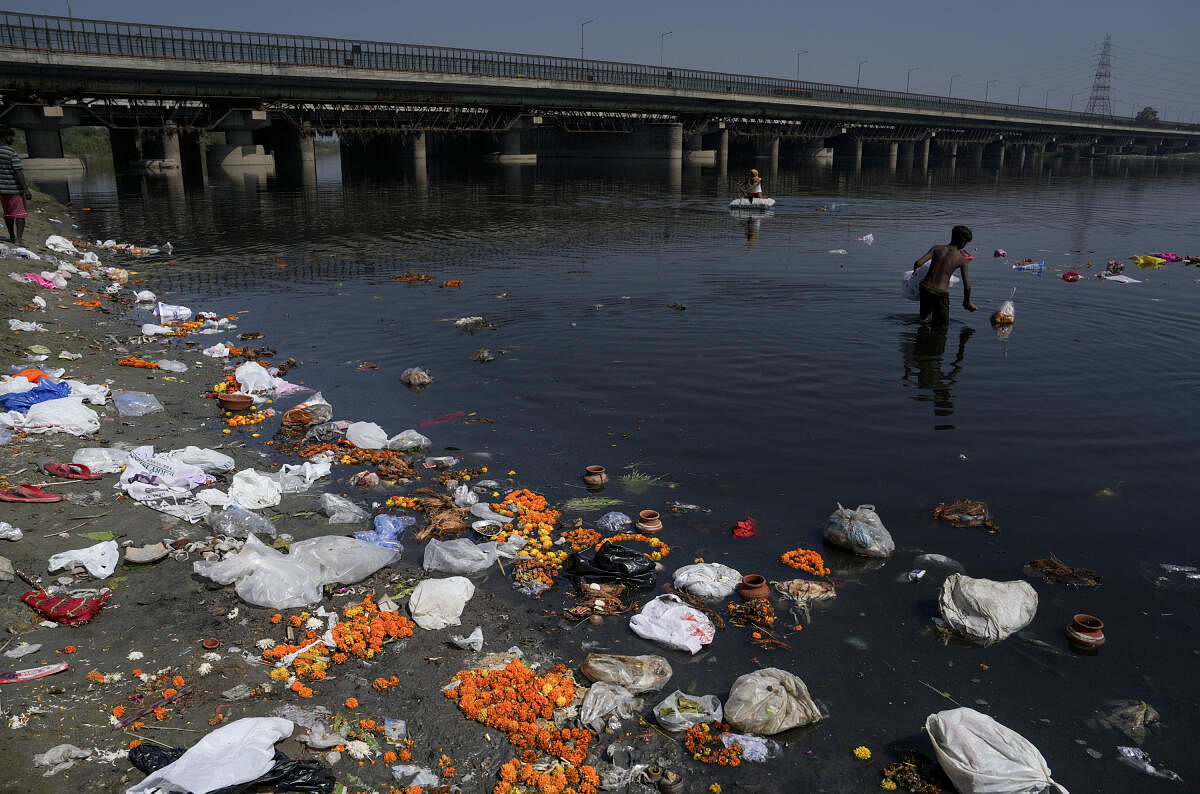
[530,122,682,159]
[754,137,779,160]
[970,144,984,166]
[210,109,275,169]
[3,105,85,173]
[887,141,899,170]
[920,137,930,169]
[684,132,715,164]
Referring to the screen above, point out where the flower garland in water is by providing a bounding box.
[494,757,601,794]
[684,723,743,767]
[493,489,568,572]
[781,547,830,576]
[595,533,671,561]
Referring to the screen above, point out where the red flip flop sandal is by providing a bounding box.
[42,463,102,481]
[0,484,63,503]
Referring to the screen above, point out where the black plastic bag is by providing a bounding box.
[129,746,335,794]
[572,543,657,588]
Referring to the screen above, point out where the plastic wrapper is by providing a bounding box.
[169,446,235,474]
[408,576,475,630]
[287,536,400,586]
[654,690,722,732]
[0,395,100,435]
[355,514,413,551]
[155,302,193,322]
[926,707,1068,793]
[903,263,961,301]
[282,393,332,427]
[627,595,716,654]
[938,574,1037,646]
[672,562,741,599]
[596,511,633,532]
[155,359,189,373]
[452,484,478,507]
[208,507,277,539]
[991,300,1016,326]
[130,745,334,793]
[121,445,213,490]
[193,534,323,609]
[228,469,283,510]
[387,429,431,450]
[48,540,119,578]
[423,538,499,575]
[72,446,129,474]
[823,502,894,558]
[580,653,672,694]
[345,421,388,450]
[234,361,277,393]
[573,543,657,588]
[580,682,643,732]
[113,391,165,417]
[724,667,824,735]
[451,626,484,651]
[320,493,368,524]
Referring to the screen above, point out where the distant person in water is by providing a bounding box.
[744,168,766,200]
[0,127,31,246]
[912,225,976,325]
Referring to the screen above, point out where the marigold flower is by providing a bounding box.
[132,668,143,677]
[345,697,359,709]
[853,745,872,760]
[880,781,898,791]
[172,675,185,687]
[153,707,167,721]
[112,705,126,718]
[63,646,77,654]
[162,688,177,698]
[270,613,282,624]
[128,740,142,749]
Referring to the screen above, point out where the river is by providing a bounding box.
[33,151,1200,790]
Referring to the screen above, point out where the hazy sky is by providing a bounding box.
[13,0,1200,120]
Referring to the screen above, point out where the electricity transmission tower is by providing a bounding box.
[1085,34,1113,115]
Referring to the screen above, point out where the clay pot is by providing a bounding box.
[583,465,608,489]
[636,509,663,534]
[588,614,604,626]
[737,573,770,601]
[218,393,253,411]
[201,637,222,650]
[1064,613,1105,650]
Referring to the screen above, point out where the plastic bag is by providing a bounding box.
[400,367,433,387]
[121,445,214,490]
[1,395,100,435]
[288,536,400,586]
[938,574,1037,646]
[721,732,781,763]
[273,461,331,492]
[672,563,742,599]
[355,514,414,551]
[114,391,165,417]
[926,707,1068,794]
[202,342,232,358]
[228,469,283,509]
[823,503,895,558]
[130,746,333,794]
[208,506,277,539]
[155,359,189,373]
[0,521,23,541]
[724,667,824,735]
[581,682,643,732]
[991,300,1015,326]
[193,534,322,609]
[155,302,193,322]
[596,511,633,532]
[320,493,368,524]
[408,576,474,630]
[235,361,277,393]
[628,595,716,654]
[48,540,119,578]
[450,626,484,651]
[169,446,235,474]
[141,323,174,336]
[72,447,129,474]
[453,484,478,507]
[391,764,440,787]
[126,717,296,794]
[903,263,961,301]
[282,393,332,427]
[654,690,722,731]
[580,653,673,694]
[387,429,431,451]
[345,421,388,450]
[423,538,499,575]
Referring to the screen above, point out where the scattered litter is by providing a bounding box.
[596,511,633,532]
[828,248,848,255]
[3,642,40,658]
[408,576,475,630]
[424,538,499,575]
[1116,746,1182,781]
[932,499,999,531]
[450,626,484,651]
[345,421,388,450]
[1024,554,1102,587]
[8,319,47,332]
[20,589,109,625]
[0,521,23,541]
[354,514,413,550]
[1102,273,1141,284]
[858,233,874,245]
[938,573,1037,646]
[580,653,672,693]
[320,493,368,524]
[823,503,894,558]
[654,690,721,732]
[33,743,90,776]
[581,681,643,732]
[48,539,119,578]
[628,595,716,654]
[1087,700,1159,745]
[927,707,1067,793]
[113,391,165,417]
[725,667,824,734]
[672,562,741,599]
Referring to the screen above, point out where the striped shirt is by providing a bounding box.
[0,144,23,194]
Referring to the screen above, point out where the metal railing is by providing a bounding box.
[0,11,1192,134]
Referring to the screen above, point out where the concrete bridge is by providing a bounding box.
[1,11,1197,175]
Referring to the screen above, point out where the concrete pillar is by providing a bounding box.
[717,129,729,161]
[6,105,84,172]
[853,138,863,170]
[755,137,779,160]
[888,140,899,170]
[299,124,316,167]
[948,142,959,159]
[25,128,64,159]
[211,109,274,168]
[1016,145,1027,168]
[683,132,715,164]
[408,131,426,162]
[971,145,984,166]
[490,119,537,164]
[996,144,1006,168]
[920,137,930,169]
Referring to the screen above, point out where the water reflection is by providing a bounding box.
[900,324,974,425]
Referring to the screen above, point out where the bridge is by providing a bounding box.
[1,11,1196,174]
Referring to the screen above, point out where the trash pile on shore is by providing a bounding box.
[0,212,1189,793]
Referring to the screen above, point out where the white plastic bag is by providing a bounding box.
[48,540,119,578]
[628,595,716,654]
[234,361,277,393]
[272,460,331,492]
[938,574,1038,646]
[451,626,484,651]
[121,446,213,489]
[140,323,174,336]
[452,484,478,507]
[387,429,431,451]
[155,359,189,373]
[0,521,24,541]
[321,493,368,523]
[654,690,722,732]
[202,342,231,358]
[155,302,193,322]
[672,563,742,599]
[823,503,895,558]
[72,447,129,474]
[346,421,388,450]
[724,667,824,735]
[1,396,99,435]
[127,717,294,794]
[113,391,164,417]
[581,682,643,732]
[169,446,235,474]
[66,380,109,405]
[44,234,79,255]
[228,469,282,509]
[925,707,1068,794]
[193,534,322,609]
[423,538,498,574]
[287,536,400,585]
[903,263,961,301]
[580,653,673,693]
[133,289,157,303]
[409,576,475,630]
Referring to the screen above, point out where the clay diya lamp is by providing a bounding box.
[736,574,770,601]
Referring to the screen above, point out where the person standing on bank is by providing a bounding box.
[0,127,32,246]
[912,225,976,325]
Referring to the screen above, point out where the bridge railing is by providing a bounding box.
[0,11,1190,133]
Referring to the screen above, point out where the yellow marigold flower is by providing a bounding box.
[709,785,723,793]
[880,780,898,791]
[269,667,291,681]
[853,745,872,760]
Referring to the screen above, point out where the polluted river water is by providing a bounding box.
[30,153,1200,791]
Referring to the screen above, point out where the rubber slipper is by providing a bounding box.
[42,462,102,480]
[0,484,63,503]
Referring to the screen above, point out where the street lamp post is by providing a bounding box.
[948,73,962,97]
[906,66,919,92]
[659,31,672,68]
[856,58,867,88]
[984,79,997,101]
[1070,92,1080,111]
[1016,84,1028,105]
[795,50,808,80]
[1044,88,1054,108]
[580,19,593,60]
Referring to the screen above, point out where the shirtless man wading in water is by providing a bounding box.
[912,225,977,325]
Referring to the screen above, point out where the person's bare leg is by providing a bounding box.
[4,218,13,242]
[14,218,24,246]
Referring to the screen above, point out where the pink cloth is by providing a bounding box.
[24,273,57,289]
[1,193,27,219]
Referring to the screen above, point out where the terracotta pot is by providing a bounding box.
[201,637,222,650]
[737,573,770,601]
[636,509,662,534]
[1064,613,1105,650]
[218,393,253,411]
[583,465,608,488]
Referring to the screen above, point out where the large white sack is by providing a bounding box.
[724,667,824,735]
[938,574,1037,646]
[926,707,1068,794]
[345,421,388,450]
[672,562,741,599]
[409,577,475,630]
[126,717,294,794]
[0,396,99,435]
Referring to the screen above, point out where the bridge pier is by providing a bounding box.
[210,109,275,168]
[530,122,683,159]
[887,141,899,170]
[684,132,715,164]
[920,137,930,170]
[754,137,779,161]
[715,129,728,161]
[970,144,984,166]
[3,105,85,173]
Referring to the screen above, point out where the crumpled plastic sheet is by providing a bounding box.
[47,540,119,578]
[320,493,368,523]
[450,626,484,651]
[1116,746,1182,781]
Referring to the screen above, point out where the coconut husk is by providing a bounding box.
[377,456,416,480]
[1024,554,1102,587]
[414,506,469,541]
[932,499,999,531]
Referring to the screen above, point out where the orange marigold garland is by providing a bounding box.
[781,547,830,576]
[595,533,671,562]
[493,489,568,575]
[684,723,744,767]
[118,356,158,369]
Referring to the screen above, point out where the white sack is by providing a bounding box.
[672,562,742,599]
[345,421,388,450]
[925,707,1068,794]
[724,667,824,735]
[628,595,716,654]
[409,577,475,630]
[938,574,1037,646]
